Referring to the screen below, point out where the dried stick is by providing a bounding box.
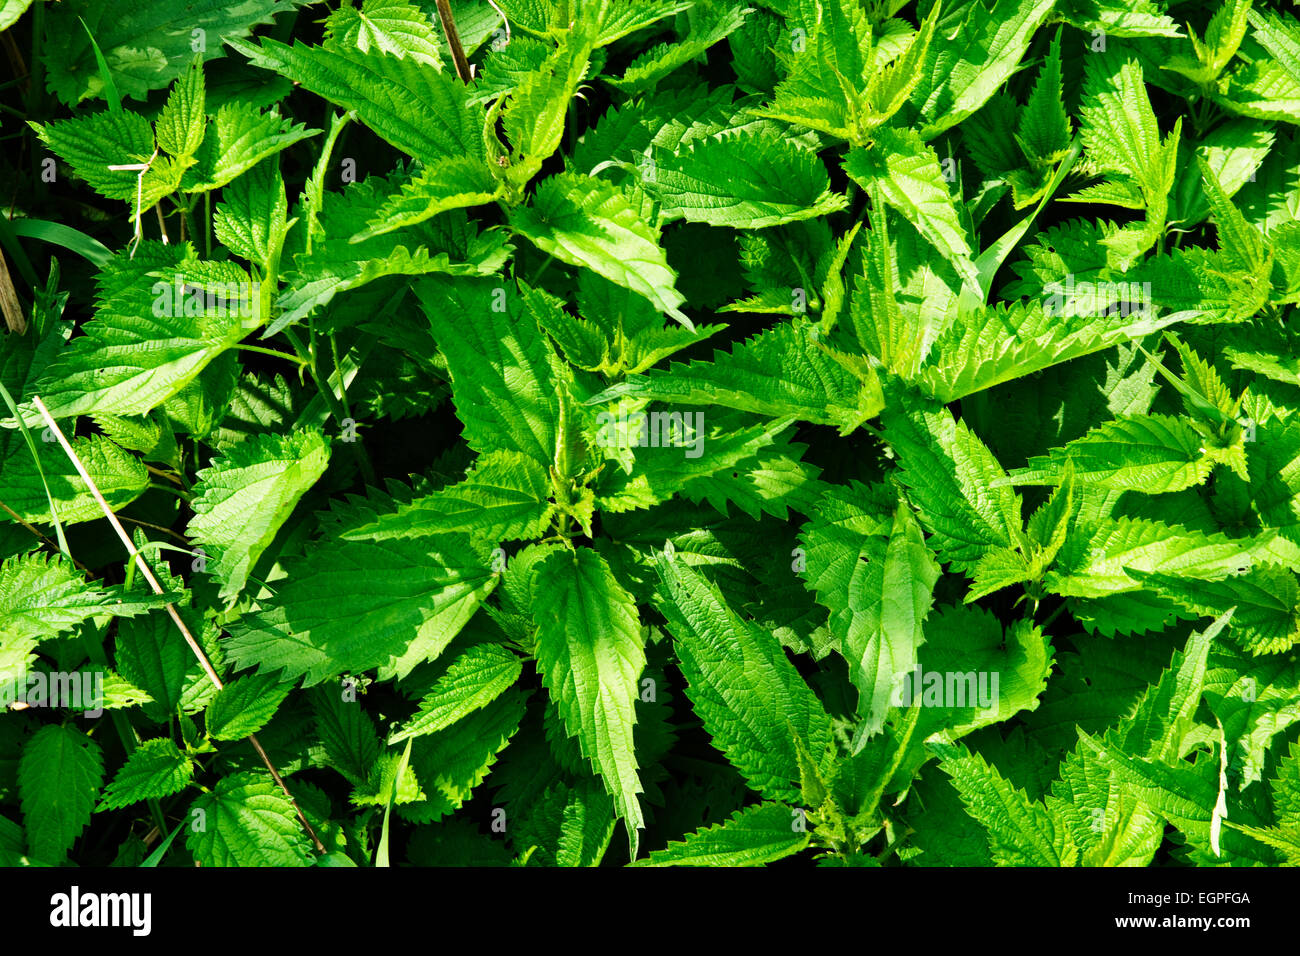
[31,395,325,855]
[434,0,473,83]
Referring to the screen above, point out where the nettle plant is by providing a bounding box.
[2,0,1300,868]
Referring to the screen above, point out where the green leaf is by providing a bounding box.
[802,498,940,745]
[936,743,1076,866]
[155,58,207,160]
[879,387,1023,571]
[651,131,848,229]
[515,778,615,867]
[349,157,502,242]
[311,685,382,787]
[187,429,330,605]
[390,643,523,744]
[32,110,162,205]
[98,739,193,810]
[1132,567,1300,655]
[17,254,256,422]
[918,299,1184,403]
[0,433,149,525]
[0,0,33,33]
[587,323,880,432]
[213,158,291,271]
[45,0,298,105]
[417,277,559,465]
[533,547,646,855]
[270,178,510,334]
[0,552,170,684]
[226,535,497,685]
[654,557,833,803]
[510,173,689,327]
[1046,518,1260,599]
[180,101,319,193]
[228,37,481,165]
[205,671,294,740]
[1016,30,1071,166]
[343,451,555,543]
[1109,613,1228,763]
[636,801,809,866]
[19,724,104,864]
[115,593,224,726]
[1008,414,1215,494]
[398,689,527,823]
[845,128,978,288]
[186,772,313,867]
[325,0,444,68]
[608,1,749,93]
[593,412,792,515]
[503,24,596,179]
[1071,53,1179,266]
[914,0,1058,138]
[1246,7,1300,88]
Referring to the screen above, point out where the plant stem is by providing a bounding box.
[303,111,354,257]
[233,342,310,368]
[283,327,377,484]
[148,483,192,504]
[143,462,183,484]
[434,0,473,83]
[28,0,45,207]
[0,497,90,571]
[117,515,192,545]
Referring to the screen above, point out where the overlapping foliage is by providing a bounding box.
[2,0,1299,867]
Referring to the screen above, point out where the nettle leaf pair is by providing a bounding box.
[4,0,1300,867]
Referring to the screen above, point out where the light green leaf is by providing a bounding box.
[914,0,1058,138]
[802,498,940,745]
[636,801,809,866]
[186,772,313,867]
[587,322,879,432]
[845,127,978,288]
[533,547,646,855]
[390,643,523,744]
[187,429,330,604]
[342,451,555,543]
[654,557,833,803]
[98,739,193,810]
[213,157,291,270]
[226,535,497,685]
[879,387,1023,571]
[228,37,480,164]
[651,131,847,229]
[180,101,319,193]
[936,743,1076,866]
[326,0,443,68]
[205,671,294,740]
[1008,414,1215,494]
[510,173,689,327]
[45,0,297,105]
[155,57,207,160]
[19,724,104,864]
